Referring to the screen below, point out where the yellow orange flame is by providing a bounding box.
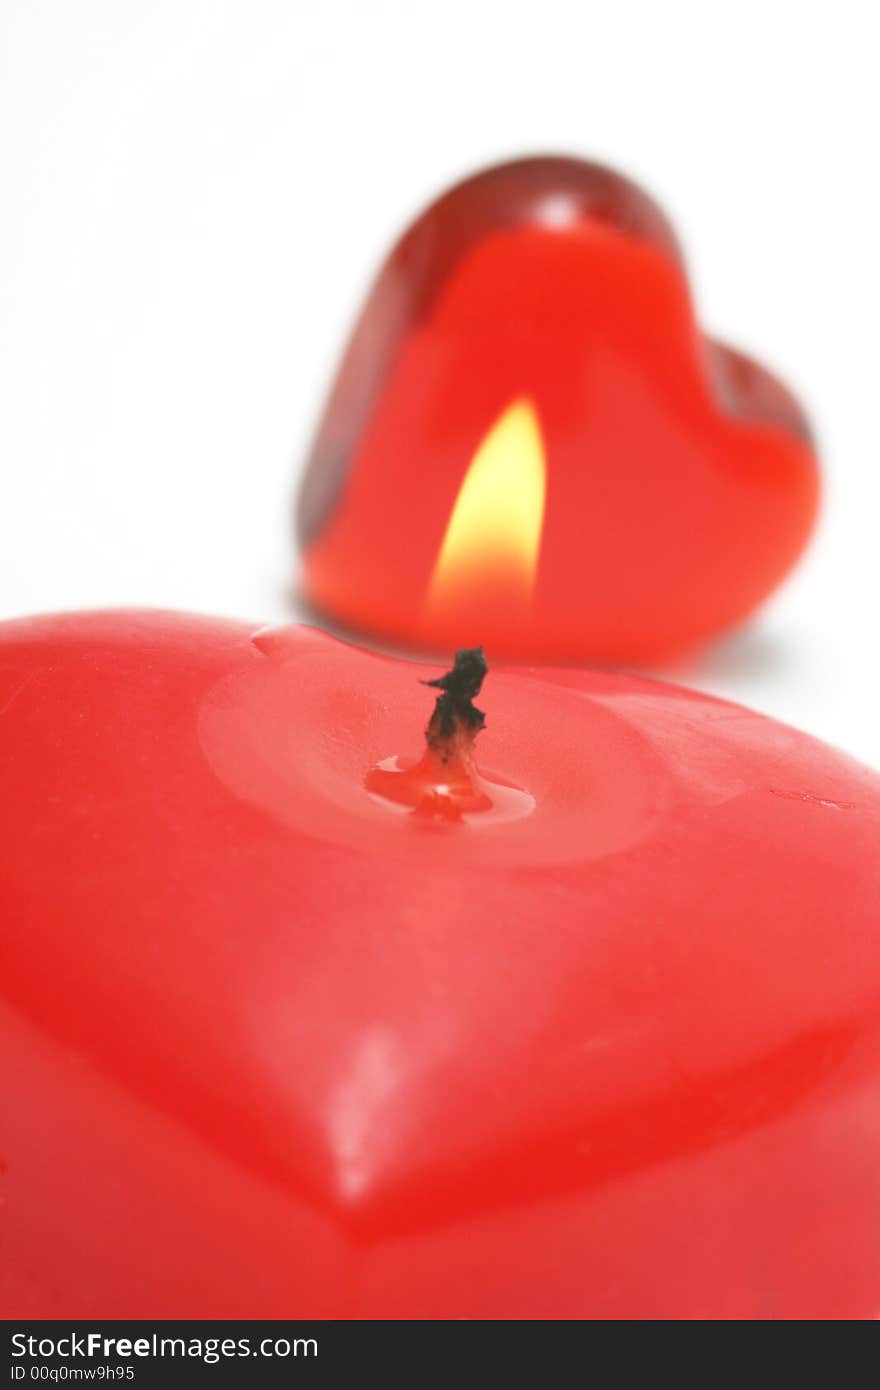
[427,397,546,610]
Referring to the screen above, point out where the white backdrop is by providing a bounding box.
[2,0,878,762]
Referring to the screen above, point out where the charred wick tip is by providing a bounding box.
[423,647,488,755]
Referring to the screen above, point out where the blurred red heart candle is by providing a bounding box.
[2,610,879,1319]
[298,156,819,663]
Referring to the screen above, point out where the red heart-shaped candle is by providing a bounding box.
[2,611,879,1319]
[298,157,819,663]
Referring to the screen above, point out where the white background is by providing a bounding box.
[1,0,878,763]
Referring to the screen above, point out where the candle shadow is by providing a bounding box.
[658,623,805,689]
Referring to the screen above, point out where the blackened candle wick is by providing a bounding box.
[366,644,532,825]
[423,647,488,761]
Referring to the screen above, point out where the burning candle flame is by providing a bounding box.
[427,397,547,610]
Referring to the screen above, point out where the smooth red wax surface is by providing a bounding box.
[298,156,819,663]
[2,611,880,1320]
